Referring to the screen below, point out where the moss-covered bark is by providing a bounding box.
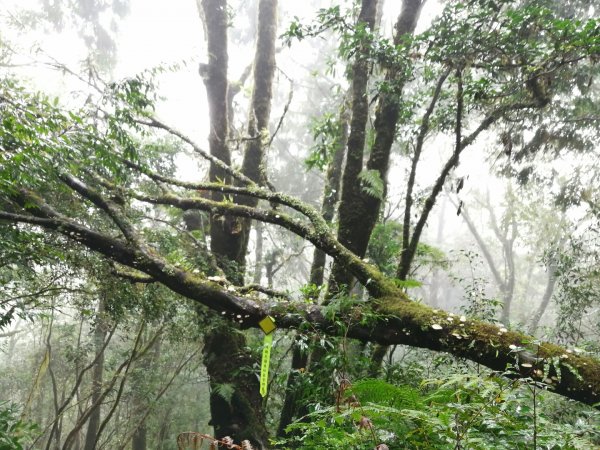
[200,0,245,281]
[199,0,278,283]
[3,194,600,408]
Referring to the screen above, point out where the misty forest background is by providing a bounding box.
[1,0,600,448]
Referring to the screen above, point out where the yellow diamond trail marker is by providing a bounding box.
[259,316,276,398]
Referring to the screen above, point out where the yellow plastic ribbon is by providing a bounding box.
[259,332,273,397]
[258,316,276,397]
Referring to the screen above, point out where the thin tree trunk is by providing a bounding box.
[309,105,349,288]
[456,197,516,323]
[130,329,155,450]
[428,197,447,308]
[62,322,151,450]
[83,298,107,450]
[253,221,264,284]
[529,263,557,333]
[277,100,350,437]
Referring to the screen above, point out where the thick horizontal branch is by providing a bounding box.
[1,204,599,408]
[0,198,263,317]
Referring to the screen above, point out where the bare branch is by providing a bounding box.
[402,67,452,269]
[135,116,252,185]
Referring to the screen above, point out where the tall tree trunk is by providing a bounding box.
[325,0,424,388]
[329,0,379,292]
[131,427,146,450]
[487,192,517,324]
[309,105,349,288]
[199,1,277,447]
[332,0,425,290]
[203,327,268,449]
[200,0,238,278]
[428,197,447,308]
[288,0,381,434]
[233,0,277,273]
[130,329,158,450]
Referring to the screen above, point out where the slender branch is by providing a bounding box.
[93,322,155,448]
[122,158,330,230]
[267,77,293,148]
[402,67,452,270]
[134,117,252,185]
[115,345,202,450]
[131,191,314,239]
[398,92,545,279]
[59,174,138,244]
[36,323,117,450]
[0,329,24,338]
[457,201,504,288]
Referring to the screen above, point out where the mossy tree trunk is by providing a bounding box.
[320,0,425,399]
[331,0,425,291]
[198,0,276,446]
[328,0,380,292]
[203,326,268,449]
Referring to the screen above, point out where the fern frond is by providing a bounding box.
[350,378,424,410]
[213,382,235,405]
[358,169,384,200]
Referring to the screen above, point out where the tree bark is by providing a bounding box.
[333,0,424,380]
[200,0,239,278]
[234,0,278,279]
[203,327,268,449]
[199,1,276,447]
[131,427,146,450]
[2,189,600,409]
